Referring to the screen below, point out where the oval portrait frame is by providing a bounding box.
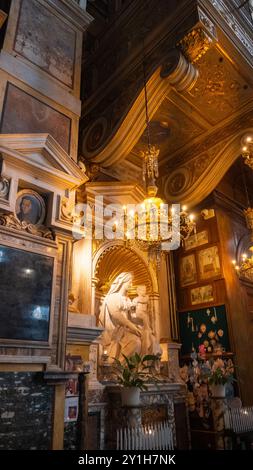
[15,189,46,226]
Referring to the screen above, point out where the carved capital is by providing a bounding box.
[178,27,214,64]
[0,213,54,239]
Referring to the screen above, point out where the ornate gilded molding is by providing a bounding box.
[92,239,159,293]
[0,176,10,200]
[161,132,249,206]
[0,213,54,239]
[178,28,213,63]
[163,140,225,200]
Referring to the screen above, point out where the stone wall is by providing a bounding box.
[64,422,78,450]
[0,372,54,450]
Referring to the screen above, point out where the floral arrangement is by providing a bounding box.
[205,357,234,386]
[180,353,235,417]
[181,353,235,387]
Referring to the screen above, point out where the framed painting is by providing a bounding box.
[190,285,214,305]
[0,244,54,344]
[180,254,198,287]
[198,245,221,280]
[64,396,79,423]
[15,189,46,226]
[184,230,209,251]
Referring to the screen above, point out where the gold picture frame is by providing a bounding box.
[180,254,198,287]
[184,230,209,251]
[198,245,221,280]
[190,285,214,305]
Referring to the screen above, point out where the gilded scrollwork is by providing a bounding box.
[163,140,225,200]
[177,28,214,64]
[0,213,54,239]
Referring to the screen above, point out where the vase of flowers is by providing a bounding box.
[206,358,234,398]
[209,384,226,398]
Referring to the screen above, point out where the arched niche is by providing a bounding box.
[92,241,160,336]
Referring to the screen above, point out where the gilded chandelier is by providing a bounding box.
[233,208,253,279]
[131,48,196,255]
[241,134,253,170]
[232,159,253,279]
[111,45,196,259]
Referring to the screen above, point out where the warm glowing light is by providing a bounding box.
[189,214,195,221]
[160,343,169,362]
[182,205,187,212]
[235,266,240,271]
[129,210,135,217]
[242,146,248,152]
[246,136,252,143]
[232,260,236,265]
[24,268,32,274]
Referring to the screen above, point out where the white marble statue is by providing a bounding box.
[99,275,161,362]
[99,272,142,362]
[132,285,162,356]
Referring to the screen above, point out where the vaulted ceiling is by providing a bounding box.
[81,0,253,205]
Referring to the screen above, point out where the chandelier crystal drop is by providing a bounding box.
[141,145,160,182]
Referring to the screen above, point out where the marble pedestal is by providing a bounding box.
[104,383,187,449]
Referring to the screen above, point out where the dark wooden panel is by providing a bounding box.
[191,430,217,450]
[87,413,100,450]
[174,402,189,450]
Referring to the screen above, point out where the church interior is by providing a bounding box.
[0,0,253,452]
